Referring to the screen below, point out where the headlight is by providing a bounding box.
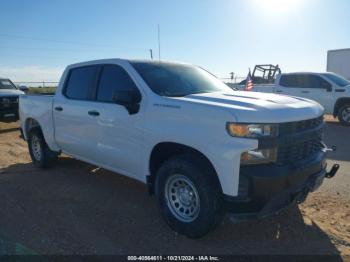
[241,148,278,165]
[226,123,278,138]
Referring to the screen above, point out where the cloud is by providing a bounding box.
[0,65,63,83]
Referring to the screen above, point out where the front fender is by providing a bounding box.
[143,136,258,197]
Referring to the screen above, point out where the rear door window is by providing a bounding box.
[65,66,98,100]
[297,75,310,88]
[97,65,139,103]
[280,74,332,89]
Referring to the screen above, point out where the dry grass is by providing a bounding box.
[27,87,56,94]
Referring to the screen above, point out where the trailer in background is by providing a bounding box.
[327,48,350,80]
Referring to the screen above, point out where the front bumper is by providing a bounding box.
[225,152,339,220]
[0,109,19,121]
[0,96,19,121]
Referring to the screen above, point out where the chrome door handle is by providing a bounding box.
[276,90,283,93]
[55,106,63,111]
[301,91,310,94]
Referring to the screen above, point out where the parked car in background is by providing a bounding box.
[0,78,26,122]
[19,59,338,237]
[236,72,350,126]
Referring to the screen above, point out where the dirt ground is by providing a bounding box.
[0,118,349,256]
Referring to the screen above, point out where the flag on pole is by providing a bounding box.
[244,70,254,91]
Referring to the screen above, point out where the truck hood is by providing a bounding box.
[176,91,324,123]
[0,89,24,97]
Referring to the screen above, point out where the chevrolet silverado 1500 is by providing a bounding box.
[19,59,339,238]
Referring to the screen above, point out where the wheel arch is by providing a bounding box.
[24,118,42,138]
[333,97,350,117]
[147,142,222,195]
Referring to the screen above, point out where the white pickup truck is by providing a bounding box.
[235,72,350,125]
[19,59,339,238]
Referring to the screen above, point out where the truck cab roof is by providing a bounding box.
[66,58,193,69]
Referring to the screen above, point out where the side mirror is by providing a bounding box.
[112,89,141,115]
[19,85,29,92]
[326,86,332,92]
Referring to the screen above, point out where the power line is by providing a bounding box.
[0,33,116,48]
[0,45,118,53]
[0,52,103,61]
[0,33,152,52]
[158,24,161,61]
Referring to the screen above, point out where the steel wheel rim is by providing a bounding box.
[165,174,200,223]
[341,107,350,123]
[31,135,42,161]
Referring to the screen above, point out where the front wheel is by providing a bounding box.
[338,103,350,126]
[28,128,58,168]
[155,154,224,238]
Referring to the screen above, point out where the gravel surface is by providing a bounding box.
[0,119,349,255]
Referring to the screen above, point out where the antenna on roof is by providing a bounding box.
[158,24,161,61]
[149,49,153,60]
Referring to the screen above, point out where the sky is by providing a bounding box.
[1,0,350,82]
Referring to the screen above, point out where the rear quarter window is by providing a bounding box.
[65,66,98,100]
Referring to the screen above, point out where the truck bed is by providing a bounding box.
[19,94,56,147]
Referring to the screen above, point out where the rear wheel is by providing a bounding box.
[28,128,58,168]
[338,103,350,126]
[155,154,224,238]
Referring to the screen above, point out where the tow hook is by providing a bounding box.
[320,142,339,179]
[320,141,336,153]
[326,164,340,179]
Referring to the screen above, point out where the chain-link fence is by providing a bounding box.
[219,76,245,84]
[13,81,59,88]
[219,76,245,90]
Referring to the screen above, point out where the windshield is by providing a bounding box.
[131,62,234,97]
[0,79,16,90]
[322,73,350,87]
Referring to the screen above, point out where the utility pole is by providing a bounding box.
[149,49,153,60]
[158,24,161,61]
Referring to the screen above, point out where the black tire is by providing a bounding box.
[27,128,58,168]
[338,103,350,126]
[155,154,224,238]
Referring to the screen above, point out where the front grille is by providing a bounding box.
[279,116,323,135]
[277,116,324,165]
[277,138,322,164]
[0,96,19,110]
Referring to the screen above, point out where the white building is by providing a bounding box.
[327,48,350,80]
